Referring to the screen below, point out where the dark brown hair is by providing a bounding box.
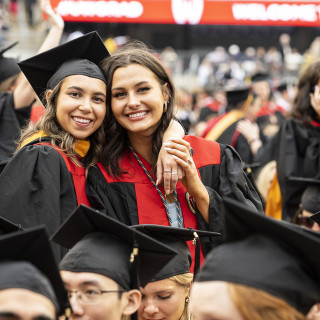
[291,60,320,126]
[100,42,175,177]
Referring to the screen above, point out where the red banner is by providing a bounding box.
[50,0,320,26]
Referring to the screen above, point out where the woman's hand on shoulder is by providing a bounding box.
[162,138,202,196]
[156,138,184,195]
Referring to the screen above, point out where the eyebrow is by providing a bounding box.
[63,280,102,288]
[67,86,106,96]
[112,81,150,91]
[0,313,54,320]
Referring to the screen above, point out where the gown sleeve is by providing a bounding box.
[0,144,78,261]
[196,144,265,252]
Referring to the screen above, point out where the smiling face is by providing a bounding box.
[110,63,168,143]
[138,278,188,320]
[52,75,106,140]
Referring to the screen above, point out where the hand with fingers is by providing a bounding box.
[40,0,64,30]
[163,138,209,221]
[156,139,185,195]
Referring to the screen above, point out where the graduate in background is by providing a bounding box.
[0,0,64,173]
[253,61,320,221]
[190,197,320,320]
[51,205,177,320]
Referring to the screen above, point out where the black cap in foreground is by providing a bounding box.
[18,31,110,102]
[132,224,220,281]
[0,215,23,235]
[0,226,69,317]
[195,197,320,315]
[0,42,21,83]
[51,205,178,290]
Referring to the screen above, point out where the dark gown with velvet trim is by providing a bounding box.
[0,92,32,173]
[86,135,264,269]
[0,137,82,260]
[255,118,320,221]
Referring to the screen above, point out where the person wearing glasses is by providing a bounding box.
[293,184,320,232]
[51,205,177,320]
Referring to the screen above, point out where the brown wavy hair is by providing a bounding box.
[100,42,175,177]
[17,80,106,168]
[291,60,320,126]
[228,283,306,320]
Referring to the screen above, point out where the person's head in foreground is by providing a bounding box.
[189,197,320,320]
[51,205,177,320]
[0,226,69,320]
[133,224,220,320]
[17,31,110,167]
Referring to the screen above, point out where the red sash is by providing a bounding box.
[35,143,90,206]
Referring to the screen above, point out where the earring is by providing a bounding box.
[185,296,189,303]
[163,101,168,112]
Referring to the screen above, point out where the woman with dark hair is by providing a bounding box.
[86,42,264,265]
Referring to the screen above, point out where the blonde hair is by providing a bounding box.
[168,273,195,320]
[17,80,105,168]
[228,283,306,320]
[255,160,277,203]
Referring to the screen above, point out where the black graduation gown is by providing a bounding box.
[86,136,264,257]
[0,92,32,172]
[0,137,79,261]
[255,119,320,221]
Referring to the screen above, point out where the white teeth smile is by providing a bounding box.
[73,117,91,124]
[128,112,147,118]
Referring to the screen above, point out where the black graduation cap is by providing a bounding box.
[195,197,320,315]
[225,85,251,107]
[0,42,20,83]
[0,215,23,235]
[251,72,270,83]
[18,31,110,103]
[51,205,178,290]
[132,225,220,281]
[0,226,70,317]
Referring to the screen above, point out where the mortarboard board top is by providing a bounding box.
[132,224,220,281]
[0,226,69,316]
[195,197,320,315]
[51,205,178,290]
[18,31,110,103]
[0,41,20,83]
